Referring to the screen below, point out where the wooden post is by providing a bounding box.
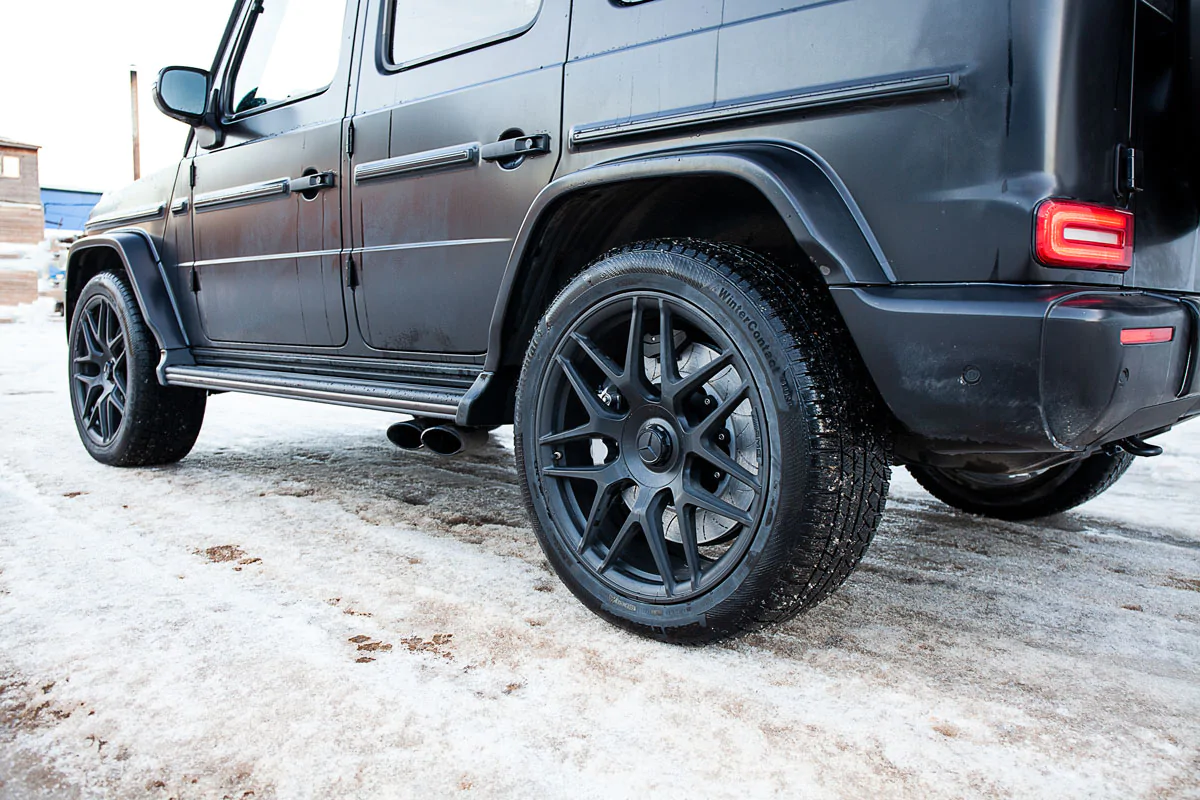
[130,68,141,181]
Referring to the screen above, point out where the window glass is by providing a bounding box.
[230,0,344,114]
[0,156,19,179]
[391,0,541,66]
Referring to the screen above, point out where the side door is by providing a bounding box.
[190,0,357,348]
[348,0,570,355]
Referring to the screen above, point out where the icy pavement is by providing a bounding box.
[0,300,1197,799]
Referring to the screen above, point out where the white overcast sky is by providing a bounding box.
[0,1,236,192]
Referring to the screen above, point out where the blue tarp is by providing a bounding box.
[41,187,102,232]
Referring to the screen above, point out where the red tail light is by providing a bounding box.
[1120,327,1174,345]
[1035,200,1134,272]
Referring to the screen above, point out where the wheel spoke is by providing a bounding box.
[538,422,601,447]
[598,512,640,573]
[577,481,624,555]
[677,504,704,592]
[81,308,104,360]
[641,490,676,596]
[694,381,751,439]
[557,355,618,422]
[696,443,761,493]
[570,332,622,385]
[681,484,754,526]
[621,298,651,398]
[85,398,101,434]
[666,350,734,407]
[98,394,113,441]
[109,386,126,415]
[542,463,622,485]
[657,299,679,386]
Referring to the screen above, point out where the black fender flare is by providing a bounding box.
[66,229,194,383]
[482,140,893,374]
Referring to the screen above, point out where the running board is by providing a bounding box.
[163,365,466,419]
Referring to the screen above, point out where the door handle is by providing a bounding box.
[288,171,336,195]
[480,134,551,163]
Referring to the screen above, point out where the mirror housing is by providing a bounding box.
[154,66,209,124]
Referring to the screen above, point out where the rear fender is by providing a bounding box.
[66,229,193,383]
[483,140,893,373]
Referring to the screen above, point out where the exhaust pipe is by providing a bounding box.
[420,424,490,456]
[387,418,434,451]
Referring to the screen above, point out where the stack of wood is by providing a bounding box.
[0,269,37,307]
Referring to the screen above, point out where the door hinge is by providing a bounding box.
[1117,145,1143,197]
[190,266,201,292]
[346,254,358,288]
[189,161,197,188]
[346,121,355,158]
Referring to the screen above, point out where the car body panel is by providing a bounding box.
[66,0,1200,464]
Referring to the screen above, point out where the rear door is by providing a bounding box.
[190,0,357,347]
[348,0,570,354]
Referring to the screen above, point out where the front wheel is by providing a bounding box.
[68,271,207,466]
[908,450,1135,522]
[515,241,892,643]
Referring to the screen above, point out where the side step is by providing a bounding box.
[163,365,467,419]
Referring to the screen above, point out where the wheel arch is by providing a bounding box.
[66,230,193,383]
[460,141,892,425]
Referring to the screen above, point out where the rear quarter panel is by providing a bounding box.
[561,0,1135,288]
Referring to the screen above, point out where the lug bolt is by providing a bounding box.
[552,451,563,462]
[714,471,722,480]
[704,397,713,407]
[598,384,623,410]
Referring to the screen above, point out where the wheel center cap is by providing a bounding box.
[636,423,674,469]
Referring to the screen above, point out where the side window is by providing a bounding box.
[390,0,541,68]
[230,0,344,115]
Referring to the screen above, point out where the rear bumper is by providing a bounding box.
[832,284,1200,468]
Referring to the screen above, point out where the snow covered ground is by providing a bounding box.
[1,299,1198,799]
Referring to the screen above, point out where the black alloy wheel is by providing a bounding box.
[533,291,767,602]
[68,271,207,467]
[71,294,129,446]
[516,240,893,643]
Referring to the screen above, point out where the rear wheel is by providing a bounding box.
[908,450,1135,522]
[68,271,206,466]
[515,240,892,643]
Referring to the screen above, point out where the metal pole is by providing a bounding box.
[130,68,141,181]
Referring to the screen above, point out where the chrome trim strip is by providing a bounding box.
[354,143,480,183]
[163,367,461,418]
[570,73,958,146]
[85,203,167,231]
[353,238,510,255]
[193,178,290,212]
[179,249,342,268]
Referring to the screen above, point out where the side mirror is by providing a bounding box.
[154,66,210,124]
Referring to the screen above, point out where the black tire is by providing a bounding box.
[68,270,206,466]
[908,450,1135,522]
[514,240,892,643]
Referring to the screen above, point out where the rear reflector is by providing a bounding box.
[1120,327,1175,345]
[1035,200,1134,272]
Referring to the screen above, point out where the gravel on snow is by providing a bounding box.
[1,300,1198,799]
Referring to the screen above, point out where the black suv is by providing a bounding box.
[67,0,1200,642]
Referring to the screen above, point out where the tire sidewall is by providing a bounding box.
[517,246,814,637]
[68,272,151,465]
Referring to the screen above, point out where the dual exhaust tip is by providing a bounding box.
[387,418,489,456]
